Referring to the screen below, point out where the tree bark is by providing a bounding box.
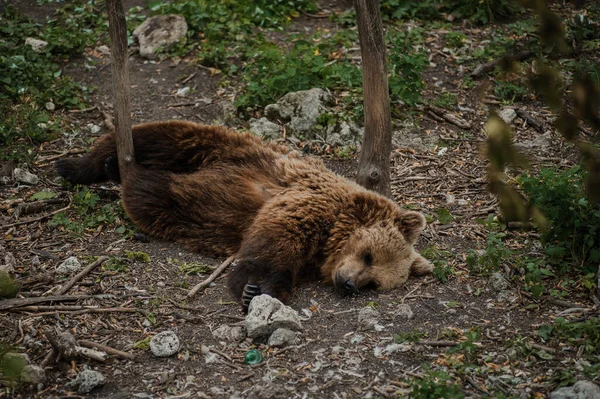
[354,0,392,197]
[106,0,134,181]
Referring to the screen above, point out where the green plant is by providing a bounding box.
[521,166,600,275]
[395,329,427,343]
[466,231,511,275]
[0,347,26,385]
[102,257,130,273]
[446,32,467,49]
[420,245,454,283]
[540,317,600,356]
[126,251,151,263]
[388,29,428,106]
[50,187,135,236]
[408,369,464,399]
[432,92,458,109]
[448,329,481,362]
[494,81,529,103]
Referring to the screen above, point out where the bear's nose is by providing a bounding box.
[343,278,359,295]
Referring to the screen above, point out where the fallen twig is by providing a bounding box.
[515,108,545,133]
[79,340,136,361]
[35,149,86,163]
[471,51,533,78]
[427,105,472,129]
[0,294,97,311]
[529,342,557,354]
[417,340,458,347]
[44,327,108,363]
[188,256,236,298]
[0,203,71,229]
[55,256,108,295]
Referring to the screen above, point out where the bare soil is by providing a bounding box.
[1,1,599,398]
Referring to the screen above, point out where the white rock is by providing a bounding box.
[20,365,46,384]
[515,132,552,152]
[1,253,17,274]
[45,102,55,111]
[268,328,298,347]
[25,38,48,52]
[68,370,105,394]
[264,88,332,134]
[498,108,517,124]
[150,331,180,357]
[550,380,600,399]
[133,15,188,59]
[249,117,281,140]
[176,86,190,97]
[87,123,101,134]
[394,304,414,319]
[212,324,245,342]
[96,45,110,56]
[489,272,509,291]
[55,256,82,275]
[358,307,381,331]
[245,295,302,339]
[12,168,39,185]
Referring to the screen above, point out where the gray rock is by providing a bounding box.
[358,307,383,331]
[515,132,552,151]
[265,88,332,134]
[150,330,180,357]
[394,304,414,319]
[497,108,517,124]
[249,118,281,139]
[212,324,246,342]
[25,38,48,52]
[45,102,55,111]
[550,381,600,399]
[55,256,82,275]
[68,370,105,394]
[133,15,188,59]
[245,295,302,339]
[1,253,16,274]
[12,168,39,185]
[496,290,518,304]
[489,272,509,291]
[20,365,46,384]
[268,328,298,347]
[392,119,439,151]
[325,121,362,147]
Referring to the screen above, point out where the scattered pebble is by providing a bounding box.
[394,303,414,319]
[550,380,600,399]
[150,331,180,357]
[25,37,48,52]
[12,168,39,185]
[45,102,55,111]
[268,328,298,347]
[489,272,509,291]
[212,324,245,342]
[55,256,82,275]
[67,370,105,394]
[358,307,383,331]
[497,107,517,124]
[245,295,302,339]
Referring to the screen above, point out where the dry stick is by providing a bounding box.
[427,105,472,129]
[79,340,136,361]
[0,294,97,311]
[529,342,557,354]
[417,340,458,347]
[0,203,71,229]
[187,255,236,298]
[471,51,533,78]
[55,256,108,295]
[515,108,545,133]
[208,347,233,362]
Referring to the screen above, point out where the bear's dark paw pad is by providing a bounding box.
[241,283,261,314]
[54,159,78,183]
[103,155,120,181]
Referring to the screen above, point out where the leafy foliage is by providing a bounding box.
[521,166,600,275]
[387,29,428,106]
[467,232,511,275]
[408,369,464,399]
[50,187,135,236]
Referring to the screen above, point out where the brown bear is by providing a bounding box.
[55,121,433,310]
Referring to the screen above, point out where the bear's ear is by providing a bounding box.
[394,211,426,244]
[410,254,433,276]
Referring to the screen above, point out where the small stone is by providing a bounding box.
[358,307,381,331]
[12,168,39,185]
[457,199,468,206]
[25,38,48,52]
[96,45,110,56]
[394,304,414,319]
[268,328,298,347]
[68,370,105,394]
[55,256,82,275]
[150,331,180,357]
[212,324,245,342]
[489,272,509,291]
[87,123,101,134]
[249,118,281,140]
[45,102,55,111]
[1,253,17,274]
[176,87,190,97]
[514,132,552,152]
[497,108,517,124]
[550,380,600,399]
[446,193,456,204]
[245,295,302,339]
[133,15,188,59]
[20,365,46,384]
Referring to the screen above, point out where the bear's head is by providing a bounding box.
[322,196,433,295]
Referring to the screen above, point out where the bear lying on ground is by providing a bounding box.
[56,121,433,309]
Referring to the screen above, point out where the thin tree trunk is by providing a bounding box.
[106,0,134,181]
[354,0,392,197]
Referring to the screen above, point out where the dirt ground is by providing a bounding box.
[1,0,599,398]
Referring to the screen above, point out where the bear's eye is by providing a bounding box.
[363,251,373,267]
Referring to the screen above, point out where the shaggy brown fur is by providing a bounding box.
[55,121,433,305]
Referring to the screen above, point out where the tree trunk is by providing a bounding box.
[106,0,134,181]
[354,0,392,197]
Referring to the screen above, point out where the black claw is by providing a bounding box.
[242,282,261,313]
